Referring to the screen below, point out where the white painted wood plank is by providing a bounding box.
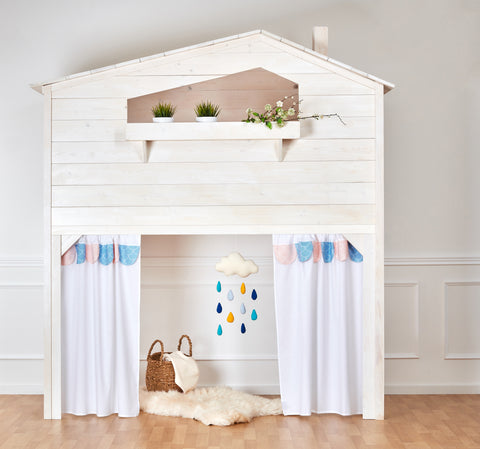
[300,117,375,139]
[52,98,127,120]
[51,205,375,227]
[285,73,375,95]
[52,224,375,236]
[51,75,221,99]
[52,183,376,207]
[148,140,280,162]
[52,139,376,164]
[52,120,125,142]
[52,161,376,185]
[51,72,372,100]
[51,118,372,142]
[126,52,330,76]
[51,235,61,419]
[43,87,52,420]
[300,95,375,117]
[283,139,375,161]
[215,41,284,54]
[125,122,299,141]
[52,141,145,163]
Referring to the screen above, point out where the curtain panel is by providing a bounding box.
[273,234,363,416]
[61,235,141,417]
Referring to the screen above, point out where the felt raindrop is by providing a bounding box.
[216,281,221,292]
[216,302,222,313]
[251,309,258,321]
[241,323,246,334]
[227,290,234,301]
[251,289,257,300]
[240,303,246,314]
[217,325,223,336]
[241,283,246,294]
[227,312,234,323]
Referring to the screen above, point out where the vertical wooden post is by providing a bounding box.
[51,235,62,419]
[312,26,328,56]
[374,83,385,419]
[362,234,378,419]
[43,86,52,419]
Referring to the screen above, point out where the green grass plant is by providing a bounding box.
[194,101,221,117]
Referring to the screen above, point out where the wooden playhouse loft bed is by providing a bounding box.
[32,27,394,420]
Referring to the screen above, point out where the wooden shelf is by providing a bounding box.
[125,121,300,141]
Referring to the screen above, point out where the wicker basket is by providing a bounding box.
[145,334,193,392]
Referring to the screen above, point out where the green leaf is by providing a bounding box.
[266,121,272,129]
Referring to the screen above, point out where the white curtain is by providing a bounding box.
[273,234,363,416]
[61,235,141,417]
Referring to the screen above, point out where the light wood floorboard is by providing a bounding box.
[1,395,479,448]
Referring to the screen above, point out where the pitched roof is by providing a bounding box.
[31,29,394,94]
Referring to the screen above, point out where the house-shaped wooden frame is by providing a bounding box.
[32,29,394,420]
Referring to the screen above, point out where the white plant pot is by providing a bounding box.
[153,117,174,123]
[195,116,218,122]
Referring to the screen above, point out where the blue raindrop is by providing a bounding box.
[217,324,223,336]
[251,309,258,321]
[240,303,246,314]
[216,281,221,292]
[216,302,222,313]
[251,289,257,300]
[241,323,246,334]
[227,289,234,301]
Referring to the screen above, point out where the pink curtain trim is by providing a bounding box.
[273,245,297,265]
[274,240,351,264]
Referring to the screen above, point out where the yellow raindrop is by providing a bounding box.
[227,312,234,323]
[240,283,246,294]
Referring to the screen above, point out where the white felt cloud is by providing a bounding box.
[215,252,258,278]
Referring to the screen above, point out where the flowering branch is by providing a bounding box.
[243,99,296,129]
[243,96,346,129]
[298,113,346,126]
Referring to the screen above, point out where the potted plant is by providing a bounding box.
[152,101,176,123]
[194,100,221,122]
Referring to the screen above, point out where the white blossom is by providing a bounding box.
[276,100,283,108]
[265,104,272,111]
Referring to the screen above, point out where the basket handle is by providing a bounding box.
[177,334,192,357]
[147,339,164,359]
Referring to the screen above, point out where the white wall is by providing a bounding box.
[140,235,278,393]
[1,0,479,394]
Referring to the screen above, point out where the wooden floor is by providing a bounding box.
[1,395,480,449]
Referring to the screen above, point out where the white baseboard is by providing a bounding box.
[386,384,480,394]
[0,384,43,394]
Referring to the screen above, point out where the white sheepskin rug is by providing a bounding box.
[139,387,282,426]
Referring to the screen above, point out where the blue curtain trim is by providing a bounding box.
[347,242,363,262]
[321,241,334,263]
[71,243,140,266]
[274,240,363,264]
[295,241,313,262]
[75,243,86,264]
